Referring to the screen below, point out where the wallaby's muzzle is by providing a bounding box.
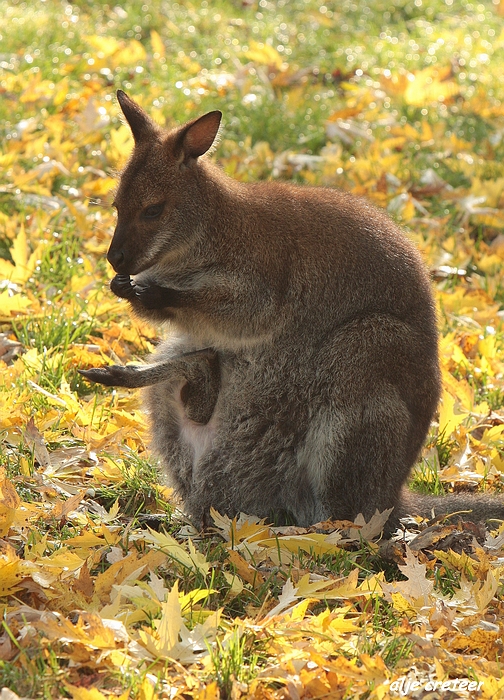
[107,221,141,274]
[107,244,126,272]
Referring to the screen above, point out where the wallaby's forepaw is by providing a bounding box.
[79,365,129,387]
[110,274,137,300]
[111,274,177,310]
[135,283,173,309]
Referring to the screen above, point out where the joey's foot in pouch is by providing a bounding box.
[78,366,127,386]
[110,274,137,300]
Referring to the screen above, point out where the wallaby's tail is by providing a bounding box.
[396,487,504,525]
[79,347,216,388]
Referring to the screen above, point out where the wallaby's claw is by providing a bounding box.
[78,366,125,387]
[110,274,137,300]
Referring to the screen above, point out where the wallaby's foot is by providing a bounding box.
[201,510,211,531]
[78,365,131,386]
[80,347,220,391]
[110,274,137,300]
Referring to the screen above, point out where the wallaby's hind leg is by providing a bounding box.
[181,441,322,528]
[167,349,326,527]
[310,316,440,528]
[311,388,412,524]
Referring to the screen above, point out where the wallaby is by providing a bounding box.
[81,90,504,532]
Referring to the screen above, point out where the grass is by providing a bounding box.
[93,449,167,516]
[208,627,263,698]
[2,0,504,697]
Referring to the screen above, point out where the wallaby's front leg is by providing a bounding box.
[134,283,183,310]
[110,273,184,312]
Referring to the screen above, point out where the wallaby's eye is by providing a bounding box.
[142,203,164,219]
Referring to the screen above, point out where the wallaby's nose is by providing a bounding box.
[107,247,125,272]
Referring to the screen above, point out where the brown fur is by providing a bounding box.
[81,90,504,532]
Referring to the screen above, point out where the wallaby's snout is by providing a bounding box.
[107,222,135,274]
[107,238,126,273]
[107,220,150,276]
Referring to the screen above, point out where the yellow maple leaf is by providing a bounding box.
[286,597,312,621]
[469,176,504,208]
[94,549,167,603]
[244,40,284,70]
[157,580,183,651]
[388,591,418,616]
[481,676,504,698]
[84,34,121,56]
[404,66,459,105]
[0,542,24,596]
[63,531,111,549]
[137,579,218,662]
[441,370,474,411]
[0,222,39,284]
[472,213,504,230]
[138,678,156,700]
[321,568,383,600]
[196,682,220,700]
[40,613,118,649]
[81,177,116,197]
[381,70,410,96]
[114,39,147,67]
[449,627,501,657]
[328,653,388,683]
[108,125,134,166]
[438,389,467,438]
[58,195,88,233]
[39,548,86,572]
[227,548,265,587]
[66,687,123,700]
[0,290,33,320]
[143,528,210,576]
[259,532,342,556]
[150,29,165,58]
[0,468,21,537]
[110,409,148,431]
[477,253,503,274]
[211,509,270,545]
[20,76,56,103]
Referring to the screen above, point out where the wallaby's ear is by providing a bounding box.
[175,111,222,162]
[117,89,157,143]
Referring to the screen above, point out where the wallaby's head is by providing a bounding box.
[108,90,222,276]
